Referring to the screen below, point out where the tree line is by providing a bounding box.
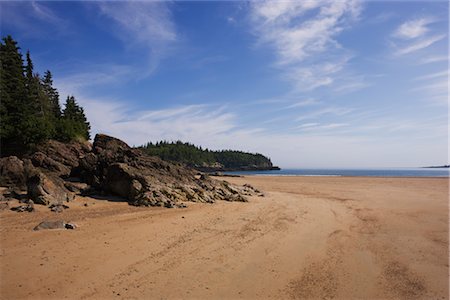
[139,140,275,170]
[0,36,90,156]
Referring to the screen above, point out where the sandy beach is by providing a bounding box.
[0,176,448,299]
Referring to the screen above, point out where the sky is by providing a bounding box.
[1,0,448,168]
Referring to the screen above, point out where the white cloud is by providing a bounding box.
[249,0,364,93]
[295,106,354,122]
[395,34,446,56]
[392,16,445,56]
[419,55,448,64]
[285,98,320,109]
[394,17,435,39]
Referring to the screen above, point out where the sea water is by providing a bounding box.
[226,168,449,177]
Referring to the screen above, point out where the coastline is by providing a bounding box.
[1,176,448,299]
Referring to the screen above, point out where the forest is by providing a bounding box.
[0,35,90,156]
[139,141,277,171]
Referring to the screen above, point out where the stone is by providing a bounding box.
[11,200,34,212]
[64,223,77,229]
[49,203,69,213]
[27,172,73,205]
[30,152,71,177]
[33,220,65,231]
[0,156,26,188]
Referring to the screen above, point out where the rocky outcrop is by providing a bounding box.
[0,156,26,188]
[0,134,263,209]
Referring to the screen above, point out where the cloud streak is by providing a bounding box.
[98,1,177,77]
[392,16,445,56]
[249,0,363,92]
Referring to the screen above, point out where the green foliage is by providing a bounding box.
[0,36,90,156]
[57,96,90,141]
[139,141,274,170]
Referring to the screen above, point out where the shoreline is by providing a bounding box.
[218,174,449,179]
[1,176,448,299]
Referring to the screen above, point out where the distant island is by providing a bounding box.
[423,165,450,168]
[138,141,280,172]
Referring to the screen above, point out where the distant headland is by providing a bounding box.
[422,165,449,168]
[138,141,280,172]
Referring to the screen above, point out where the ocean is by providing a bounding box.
[226,168,450,177]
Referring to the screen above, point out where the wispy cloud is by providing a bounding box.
[395,34,446,56]
[295,106,354,122]
[98,1,177,77]
[412,70,448,106]
[392,16,445,56]
[419,55,448,64]
[393,17,435,39]
[1,1,68,38]
[55,64,134,95]
[285,98,320,109]
[249,0,364,92]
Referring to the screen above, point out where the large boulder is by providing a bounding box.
[0,156,26,188]
[27,172,74,205]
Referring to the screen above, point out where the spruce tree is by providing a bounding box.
[42,70,61,118]
[0,35,28,154]
[59,96,90,141]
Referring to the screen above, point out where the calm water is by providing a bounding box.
[226,168,449,177]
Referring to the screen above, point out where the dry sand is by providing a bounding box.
[0,176,448,299]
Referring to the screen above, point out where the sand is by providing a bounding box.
[0,176,448,299]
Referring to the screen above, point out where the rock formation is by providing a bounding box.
[0,134,263,209]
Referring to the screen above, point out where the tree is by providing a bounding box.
[42,70,61,118]
[1,35,91,156]
[0,35,29,154]
[58,96,90,141]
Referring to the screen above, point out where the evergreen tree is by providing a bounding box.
[58,96,90,141]
[1,35,91,156]
[0,35,28,153]
[42,70,61,118]
[23,51,54,144]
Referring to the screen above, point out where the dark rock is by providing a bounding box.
[11,200,34,212]
[0,156,26,188]
[64,223,77,229]
[177,203,187,208]
[35,139,91,171]
[4,187,26,200]
[64,181,90,194]
[49,203,69,213]
[30,152,71,177]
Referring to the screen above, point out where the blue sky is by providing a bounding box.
[1,0,448,168]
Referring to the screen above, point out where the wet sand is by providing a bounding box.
[0,176,448,299]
